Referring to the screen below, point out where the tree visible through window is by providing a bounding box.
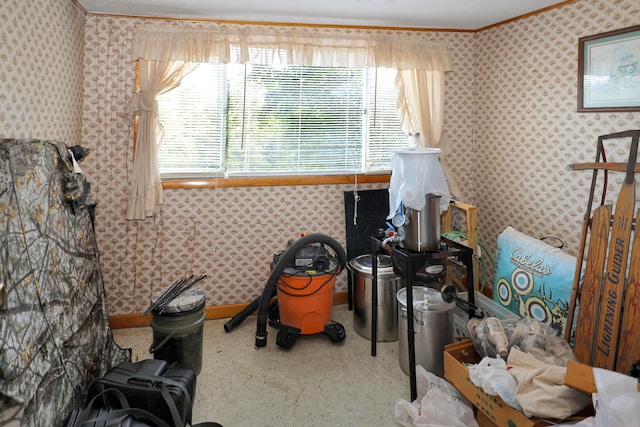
[157,61,405,179]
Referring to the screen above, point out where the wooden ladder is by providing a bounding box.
[565,130,640,375]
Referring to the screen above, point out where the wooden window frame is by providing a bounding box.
[161,174,390,189]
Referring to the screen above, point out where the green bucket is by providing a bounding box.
[149,288,205,375]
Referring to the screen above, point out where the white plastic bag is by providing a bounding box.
[468,356,521,410]
[509,318,578,367]
[555,418,595,426]
[555,369,640,427]
[394,365,478,427]
[593,367,640,427]
[387,148,451,218]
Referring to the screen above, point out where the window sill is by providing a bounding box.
[161,174,391,189]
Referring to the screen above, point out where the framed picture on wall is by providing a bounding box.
[578,24,640,112]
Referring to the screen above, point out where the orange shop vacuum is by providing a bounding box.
[224,233,347,349]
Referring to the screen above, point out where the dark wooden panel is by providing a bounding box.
[343,188,390,260]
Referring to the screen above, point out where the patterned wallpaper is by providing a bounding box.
[5,0,640,316]
[80,16,476,315]
[0,0,85,143]
[474,0,640,266]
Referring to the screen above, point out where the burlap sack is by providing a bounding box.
[507,347,589,419]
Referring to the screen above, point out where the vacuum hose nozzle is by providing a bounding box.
[255,331,268,349]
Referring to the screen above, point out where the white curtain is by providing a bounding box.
[394,69,459,195]
[130,25,452,71]
[395,69,445,147]
[127,24,453,219]
[126,60,195,220]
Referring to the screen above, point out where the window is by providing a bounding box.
[157,60,406,179]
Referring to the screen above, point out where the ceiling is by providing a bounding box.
[76,0,574,31]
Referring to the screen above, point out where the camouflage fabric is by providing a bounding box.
[0,139,130,426]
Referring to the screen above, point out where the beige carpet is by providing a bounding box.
[112,304,410,427]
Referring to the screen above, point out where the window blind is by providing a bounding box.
[157,61,406,178]
[157,63,227,178]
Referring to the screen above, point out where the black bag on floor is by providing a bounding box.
[87,359,196,427]
[66,388,171,427]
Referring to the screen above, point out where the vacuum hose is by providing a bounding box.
[223,297,260,333]
[254,233,347,349]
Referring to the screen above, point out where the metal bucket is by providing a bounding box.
[397,286,454,377]
[402,193,441,252]
[350,254,402,342]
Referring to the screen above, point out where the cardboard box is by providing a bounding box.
[443,340,550,427]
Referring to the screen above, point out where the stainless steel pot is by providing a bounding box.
[349,254,402,342]
[397,286,454,377]
[401,193,441,252]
